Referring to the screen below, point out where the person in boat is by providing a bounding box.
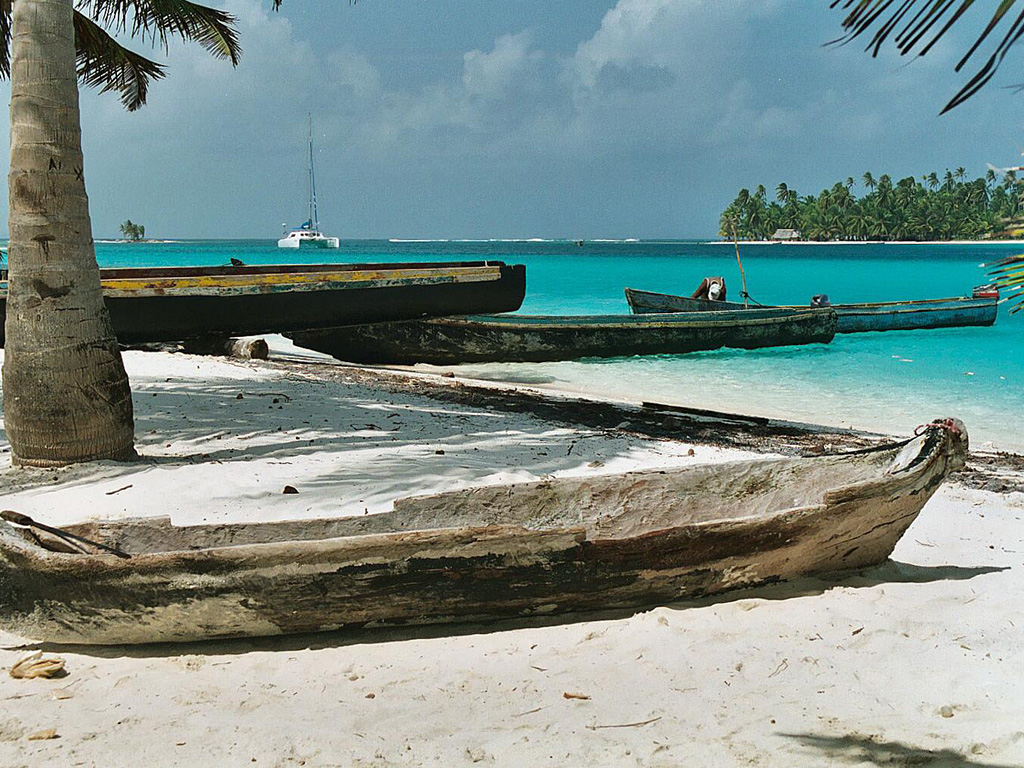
[692,277,727,302]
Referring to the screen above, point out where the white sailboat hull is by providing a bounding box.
[278,232,340,249]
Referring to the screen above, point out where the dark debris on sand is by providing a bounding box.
[264,360,1021,494]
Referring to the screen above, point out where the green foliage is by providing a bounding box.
[119,219,145,241]
[990,255,1024,313]
[0,0,242,111]
[719,170,1023,242]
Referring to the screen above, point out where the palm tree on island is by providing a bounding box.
[119,220,146,242]
[1,0,241,465]
[720,169,1015,242]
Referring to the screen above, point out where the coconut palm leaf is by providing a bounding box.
[74,12,166,110]
[989,253,1024,312]
[0,1,8,79]
[78,0,241,65]
[829,0,1024,112]
[0,0,239,109]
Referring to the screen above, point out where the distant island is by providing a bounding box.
[119,219,146,242]
[719,170,1023,241]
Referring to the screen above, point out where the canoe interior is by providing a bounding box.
[26,438,920,558]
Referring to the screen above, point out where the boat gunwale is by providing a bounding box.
[0,521,590,571]
[428,307,837,331]
[91,268,508,297]
[90,260,514,280]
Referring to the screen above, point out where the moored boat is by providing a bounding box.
[0,420,967,644]
[624,286,1000,333]
[287,306,837,365]
[278,115,339,249]
[0,261,526,344]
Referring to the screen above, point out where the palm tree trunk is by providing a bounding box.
[3,0,135,465]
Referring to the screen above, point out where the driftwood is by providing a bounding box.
[0,422,967,645]
[181,336,270,360]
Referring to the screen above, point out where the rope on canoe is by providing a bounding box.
[914,418,963,437]
[739,291,765,307]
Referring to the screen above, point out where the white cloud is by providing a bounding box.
[462,31,539,98]
[0,0,1008,237]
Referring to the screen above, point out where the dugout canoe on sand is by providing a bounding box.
[624,286,1000,333]
[287,306,837,365]
[0,420,966,645]
[0,261,526,344]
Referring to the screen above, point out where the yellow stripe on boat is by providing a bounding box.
[0,265,505,299]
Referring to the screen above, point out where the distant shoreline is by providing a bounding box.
[704,239,1024,246]
[96,239,182,244]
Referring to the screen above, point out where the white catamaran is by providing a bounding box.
[278,116,340,249]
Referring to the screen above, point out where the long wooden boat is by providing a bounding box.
[0,261,526,344]
[624,286,999,333]
[287,306,838,364]
[0,420,966,645]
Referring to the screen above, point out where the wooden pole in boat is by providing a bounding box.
[731,221,749,308]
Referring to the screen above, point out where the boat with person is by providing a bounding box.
[278,115,339,249]
[287,305,837,365]
[0,419,967,644]
[0,261,526,344]
[624,285,1001,333]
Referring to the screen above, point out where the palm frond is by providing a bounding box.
[77,0,241,65]
[828,0,1024,111]
[0,0,11,79]
[989,253,1024,312]
[74,11,166,111]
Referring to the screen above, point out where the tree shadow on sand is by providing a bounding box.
[0,374,668,502]
[781,732,1019,767]
[9,560,1006,660]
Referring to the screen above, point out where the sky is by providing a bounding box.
[0,0,1020,239]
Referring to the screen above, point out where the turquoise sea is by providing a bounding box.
[92,239,1024,451]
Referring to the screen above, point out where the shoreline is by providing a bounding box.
[273,357,1023,491]
[369,359,1023,455]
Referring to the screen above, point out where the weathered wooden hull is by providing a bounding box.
[624,287,998,333]
[0,261,526,344]
[0,422,966,645]
[287,307,837,364]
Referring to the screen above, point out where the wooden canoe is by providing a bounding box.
[0,420,966,644]
[624,286,999,333]
[287,306,837,365]
[0,261,526,344]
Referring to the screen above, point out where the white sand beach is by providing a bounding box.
[0,349,1022,767]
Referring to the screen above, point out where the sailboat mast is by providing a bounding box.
[307,114,315,230]
[306,114,321,231]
